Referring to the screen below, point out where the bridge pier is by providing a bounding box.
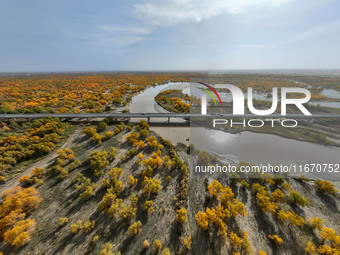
[168,117,170,123]
[147,117,150,123]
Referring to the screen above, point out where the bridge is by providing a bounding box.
[1,113,340,123]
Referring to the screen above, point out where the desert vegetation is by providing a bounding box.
[0,72,339,255]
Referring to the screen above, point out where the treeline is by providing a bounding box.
[0,73,190,114]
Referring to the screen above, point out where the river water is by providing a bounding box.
[129,82,340,180]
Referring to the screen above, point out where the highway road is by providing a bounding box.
[1,113,340,119]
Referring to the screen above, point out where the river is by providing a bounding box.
[129,82,340,181]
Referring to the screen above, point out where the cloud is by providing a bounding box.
[95,0,293,47]
[282,19,340,44]
[230,44,276,48]
[99,25,154,36]
[134,0,293,27]
[89,25,150,49]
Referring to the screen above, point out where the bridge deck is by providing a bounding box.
[0,113,340,119]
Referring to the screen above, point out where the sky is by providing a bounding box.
[0,0,340,72]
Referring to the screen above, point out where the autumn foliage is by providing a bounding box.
[0,118,67,174]
[0,74,189,114]
[314,180,338,195]
[0,187,42,247]
[196,180,246,238]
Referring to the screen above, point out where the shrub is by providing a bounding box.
[288,190,309,207]
[82,126,97,137]
[58,217,69,226]
[59,169,69,180]
[271,189,285,203]
[128,221,142,235]
[30,167,45,178]
[92,235,100,244]
[239,231,253,254]
[89,150,109,176]
[160,248,170,255]
[306,241,316,254]
[146,136,158,148]
[53,165,64,174]
[252,183,263,194]
[0,187,42,217]
[142,177,161,196]
[133,140,145,149]
[197,151,211,165]
[240,180,250,189]
[165,176,172,184]
[229,231,243,249]
[19,175,31,183]
[114,124,125,134]
[208,179,223,198]
[184,236,192,250]
[126,132,140,144]
[97,191,122,218]
[282,182,292,191]
[143,240,150,249]
[70,220,83,234]
[100,242,121,255]
[139,128,149,138]
[83,220,95,233]
[272,176,285,186]
[278,210,306,227]
[316,244,338,254]
[196,184,247,235]
[161,138,172,147]
[298,174,310,182]
[195,211,209,230]
[118,203,136,220]
[143,152,163,169]
[253,185,278,214]
[57,148,75,161]
[314,180,338,195]
[268,234,283,244]
[105,131,113,139]
[265,178,275,185]
[126,149,138,158]
[144,200,154,213]
[101,168,124,192]
[91,133,103,144]
[142,167,153,179]
[100,122,108,130]
[68,159,80,170]
[108,147,118,161]
[229,173,241,185]
[3,219,36,247]
[128,175,138,187]
[19,175,43,185]
[154,239,162,253]
[309,217,323,230]
[320,227,340,249]
[176,207,187,224]
[139,120,150,130]
[73,174,97,200]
